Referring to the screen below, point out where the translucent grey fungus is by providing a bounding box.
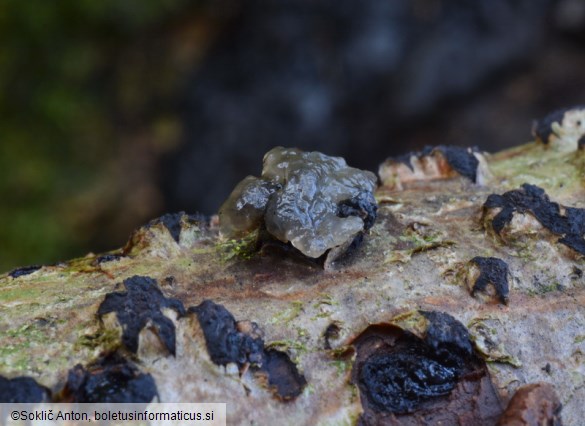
[219,147,378,258]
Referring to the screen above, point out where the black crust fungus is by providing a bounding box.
[337,190,378,231]
[533,106,585,144]
[146,211,208,244]
[533,107,572,144]
[470,257,510,304]
[98,275,186,355]
[397,145,480,182]
[95,253,125,264]
[360,351,458,413]
[63,353,158,403]
[262,349,307,401]
[323,322,341,350]
[9,265,42,278]
[189,300,264,367]
[0,376,51,403]
[191,300,306,400]
[436,145,480,182]
[354,311,492,420]
[420,311,474,367]
[483,183,585,255]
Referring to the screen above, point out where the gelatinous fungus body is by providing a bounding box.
[191,300,306,400]
[62,353,158,403]
[533,106,585,145]
[8,265,42,278]
[352,312,502,424]
[469,257,510,304]
[97,275,186,355]
[0,376,51,403]
[483,183,585,255]
[219,147,378,259]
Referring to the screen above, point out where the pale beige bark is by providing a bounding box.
[1,115,584,424]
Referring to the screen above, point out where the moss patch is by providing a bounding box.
[216,231,259,262]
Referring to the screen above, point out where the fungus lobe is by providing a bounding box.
[0,376,51,403]
[9,265,42,278]
[353,311,502,424]
[62,353,158,403]
[98,275,186,355]
[533,106,585,145]
[146,211,208,244]
[469,257,510,304]
[191,299,306,400]
[483,183,585,255]
[379,145,488,189]
[189,300,264,367]
[399,146,481,182]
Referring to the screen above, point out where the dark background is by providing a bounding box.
[1,0,584,272]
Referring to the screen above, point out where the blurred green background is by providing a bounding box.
[0,0,215,272]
